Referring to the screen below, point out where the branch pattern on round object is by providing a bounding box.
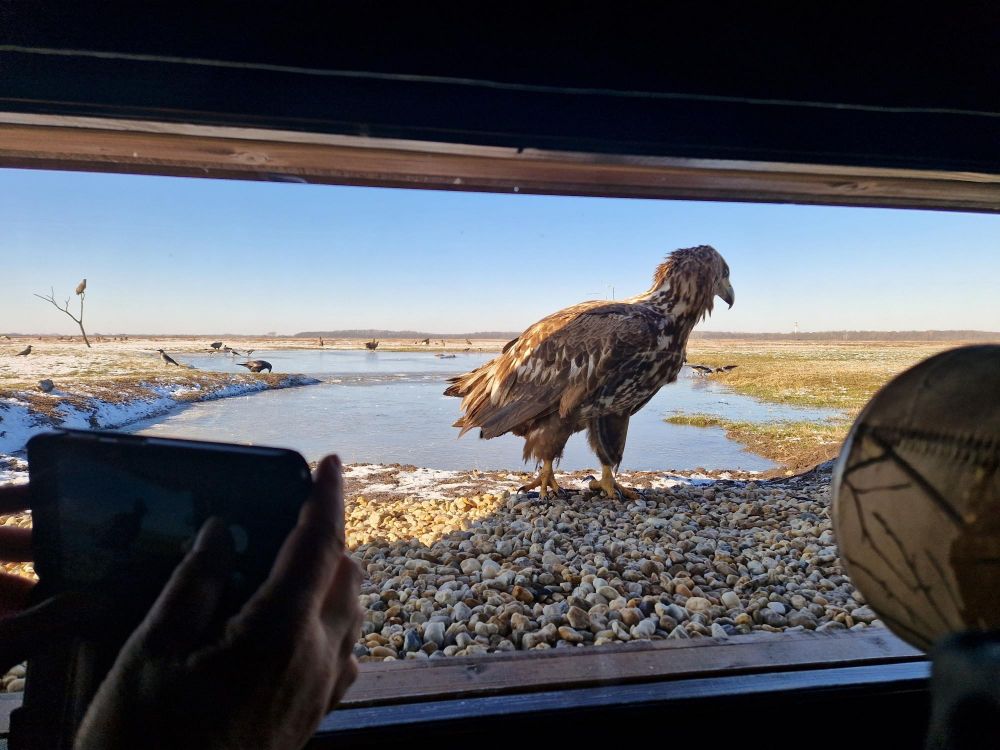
[832,345,1000,650]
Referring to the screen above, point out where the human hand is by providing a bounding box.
[74,455,364,750]
[1,482,103,675]
[0,482,34,619]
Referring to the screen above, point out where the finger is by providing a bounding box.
[0,483,29,514]
[325,655,359,713]
[0,572,35,617]
[0,526,32,562]
[249,455,344,620]
[141,517,235,655]
[0,589,105,673]
[321,554,363,640]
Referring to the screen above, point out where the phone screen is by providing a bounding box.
[29,431,312,606]
[55,449,200,588]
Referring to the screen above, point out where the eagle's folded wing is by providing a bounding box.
[447,302,662,439]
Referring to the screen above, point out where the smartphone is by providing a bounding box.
[15,430,314,750]
[27,429,312,612]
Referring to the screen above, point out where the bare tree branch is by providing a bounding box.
[33,285,91,347]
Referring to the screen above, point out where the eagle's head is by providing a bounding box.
[648,245,734,317]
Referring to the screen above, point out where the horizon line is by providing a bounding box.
[4,329,1000,339]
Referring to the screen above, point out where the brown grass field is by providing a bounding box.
[676,339,996,472]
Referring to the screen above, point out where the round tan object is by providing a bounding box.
[832,345,1000,651]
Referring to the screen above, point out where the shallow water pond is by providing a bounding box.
[128,351,839,471]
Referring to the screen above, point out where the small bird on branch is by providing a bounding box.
[75,279,87,296]
[157,349,180,366]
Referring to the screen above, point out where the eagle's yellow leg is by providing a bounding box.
[589,465,640,500]
[518,459,562,498]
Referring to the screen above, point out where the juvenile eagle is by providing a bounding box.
[445,245,734,499]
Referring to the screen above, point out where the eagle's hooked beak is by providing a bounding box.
[717,278,735,308]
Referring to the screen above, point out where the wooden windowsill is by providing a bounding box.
[0,629,924,737]
[1,113,998,213]
[340,628,922,708]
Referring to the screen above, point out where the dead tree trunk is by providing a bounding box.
[34,287,91,347]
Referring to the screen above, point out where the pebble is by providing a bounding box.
[481,559,502,579]
[721,591,742,610]
[665,604,688,622]
[345,464,860,659]
[620,607,643,626]
[424,622,444,648]
[685,597,711,614]
[566,606,589,629]
[787,610,818,629]
[558,626,585,643]
[460,558,481,574]
[510,613,531,631]
[759,610,787,629]
[522,632,547,649]
[631,619,656,639]
[710,623,729,638]
[512,585,534,604]
[850,605,878,624]
[403,629,422,653]
[597,586,619,601]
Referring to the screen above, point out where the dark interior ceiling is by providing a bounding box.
[1,5,998,171]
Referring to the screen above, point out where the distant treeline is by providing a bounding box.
[690,330,1000,342]
[7,329,997,342]
[294,330,522,339]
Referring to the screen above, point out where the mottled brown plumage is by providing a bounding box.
[445,245,734,498]
[238,359,273,373]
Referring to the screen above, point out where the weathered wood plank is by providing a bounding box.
[341,629,923,707]
[0,116,998,212]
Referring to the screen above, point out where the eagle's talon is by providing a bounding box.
[519,459,560,499]
[589,466,640,500]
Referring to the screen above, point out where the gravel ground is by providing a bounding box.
[1,460,880,688]
[348,461,880,662]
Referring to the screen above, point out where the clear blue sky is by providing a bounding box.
[2,168,998,335]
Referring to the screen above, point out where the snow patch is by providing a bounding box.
[0,375,318,467]
[342,464,389,480]
[647,472,719,489]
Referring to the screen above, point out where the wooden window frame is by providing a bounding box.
[1,112,992,744]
